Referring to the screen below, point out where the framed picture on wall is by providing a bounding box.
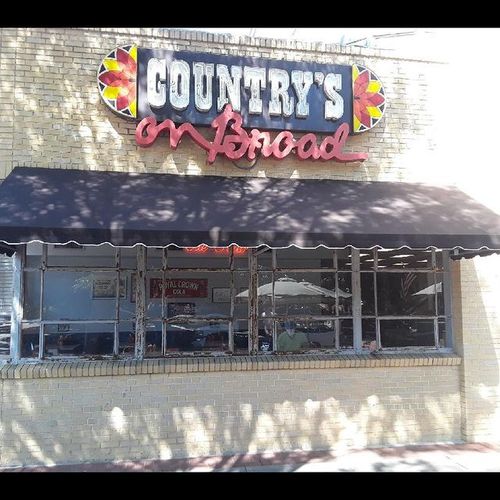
[212,287,231,303]
[92,276,126,299]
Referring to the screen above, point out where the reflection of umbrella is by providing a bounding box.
[412,282,442,296]
[236,277,351,299]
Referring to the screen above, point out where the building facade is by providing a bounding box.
[0,27,499,467]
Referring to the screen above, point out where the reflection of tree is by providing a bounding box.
[400,273,417,313]
[379,273,435,316]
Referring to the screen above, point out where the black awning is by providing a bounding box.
[1,166,500,250]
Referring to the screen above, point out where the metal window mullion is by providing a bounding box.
[335,318,340,350]
[334,251,340,317]
[10,245,26,362]
[166,267,230,273]
[248,249,258,354]
[228,247,235,353]
[351,248,362,351]
[38,244,47,360]
[39,320,117,325]
[135,246,147,359]
[113,248,121,356]
[442,250,454,349]
[28,266,120,272]
[363,268,441,273]
[271,314,337,321]
[161,248,168,356]
[271,249,277,352]
[373,248,381,349]
[258,269,333,274]
[432,249,439,348]
[332,250,339,349]
[377,315,442,320]
[433,317,439,350]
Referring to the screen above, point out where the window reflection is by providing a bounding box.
[18,244,450,358]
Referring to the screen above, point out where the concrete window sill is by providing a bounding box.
[0,352,461,380]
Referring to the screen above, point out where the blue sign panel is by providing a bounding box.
[137,48,354,134]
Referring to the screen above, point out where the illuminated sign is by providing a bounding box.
[183,245,248,256]
[98,45,386,163]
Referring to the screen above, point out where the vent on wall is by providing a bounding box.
[0,255,13,358]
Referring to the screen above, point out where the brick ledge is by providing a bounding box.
[0,353,461,380]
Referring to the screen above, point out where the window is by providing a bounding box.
[15,244,453,360]
[360,248,451,350]
[143,247,249,355]
[21,243,135,359]
[256,247,353,352]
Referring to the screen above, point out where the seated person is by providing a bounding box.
[277,320,309,352]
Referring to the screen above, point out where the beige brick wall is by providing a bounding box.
[0,27,450,184]
[0,365,461,467]
[453,254,500,442]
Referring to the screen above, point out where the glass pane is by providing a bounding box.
[380,319,435,348]
[120,247,138,270]
[377,248,432,270]
[337,273,352,316]
[23,271,41,320]
[234,318,251,353]
[43,322,115,357]
[145,248,163,270]
[257,248,273,270]
[297,319,336,349]
[437,275,444,315]
[145,320,162,358]
[265,272,336,317]
[25,242,42,268]
[362,319,377,350]
[361,273,375,315]
[377,272,437,316]
[25,255,41,268]
[21,323,39,358]
[336,248,351,270]
[47,243,116,267]
[339,319,353,349]
[438,319,446,348]
[232,271,250,320]
[146,270,238,321]
[163,248,233,269]
[359,249,375,270]
[43,271,122,320]
[118,322,135,357]
[166,318,229,352]
[435,250,444,271]
[277,247,334,269]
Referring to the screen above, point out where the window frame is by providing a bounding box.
[11,244,454,362]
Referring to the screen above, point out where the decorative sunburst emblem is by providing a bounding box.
[352,65,385,133]
[97,45,137,119]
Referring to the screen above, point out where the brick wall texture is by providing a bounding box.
[0,27,499,466]
[452,255,500,443]
[0,366,461,467]
[0,27,450,183]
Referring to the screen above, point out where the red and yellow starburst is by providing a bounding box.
[97,45,137,119]
[352,65,385,133]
